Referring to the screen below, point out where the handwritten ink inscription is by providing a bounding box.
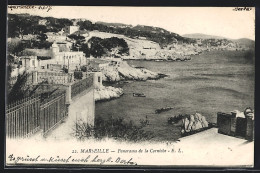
[8,5,52,12]
[7,147,183,165]
[8,154,137,165]
[233,7,252,11]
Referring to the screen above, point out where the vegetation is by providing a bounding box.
[8,13,244,49]
[77,21,186,47]
[74,71,83,79]
[80,65,87,72]
[8,13,72,37]
[8,40,26,55]
[87,36,129,58]
[7,72,31,103]
[7,41,27,95]
[67,34,90,56]
[8,13,194,47]
[74,116,154,142]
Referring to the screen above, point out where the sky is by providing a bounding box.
[8,6,255,40]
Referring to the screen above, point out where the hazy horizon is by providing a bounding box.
[8,6,255,40]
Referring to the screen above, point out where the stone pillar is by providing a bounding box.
[32,71,38,84]
[65,83,72,104]
[93,72,102,88]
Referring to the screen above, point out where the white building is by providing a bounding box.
[48,42,86,71]
[23,42,86,72]
[19,56,40,71]
[64,26,79,35]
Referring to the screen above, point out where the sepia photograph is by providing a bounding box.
[5,6,255,167]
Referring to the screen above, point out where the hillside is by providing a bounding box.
[8,13,193,47]
[183,33,226,39]
[84,31,199,60]
[232,38,255,48]
[95,21,132,28]
[7,13,251,60]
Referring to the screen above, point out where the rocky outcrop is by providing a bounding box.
[168,113,209,134]
[181,113,209,134]
[101,66,122,82]
[94,86,123,101]
[121,43,206,61]
[101,60,164,82]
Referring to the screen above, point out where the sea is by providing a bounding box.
[95,50,255,141]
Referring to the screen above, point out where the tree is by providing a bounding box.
[101,37,129,56]
[37,33,48,42]
[88,37,104,58]
[87,36,129,58]
[33,25,47,35]
[77,20,93,30]
[7,40,26,55]
[81,43,90,57]
[68,34,86,51]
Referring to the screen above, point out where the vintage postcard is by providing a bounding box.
[5,6,255,167]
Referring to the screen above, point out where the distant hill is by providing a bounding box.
[95,21,132,28]
[232,38,255,48]
[183,33,226,39]
[132,25,170,34]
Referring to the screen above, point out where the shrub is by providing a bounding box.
[74,71,83,79]
[74,116,154,142]
[62,67,68,73]
[80,65,87,72]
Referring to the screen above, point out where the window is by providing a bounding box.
[98,76,101,83]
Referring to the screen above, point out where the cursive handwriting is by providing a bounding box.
[8,154,40,164]
[233,7,252,11]
[8,154,137,165]
[8,5,52,12]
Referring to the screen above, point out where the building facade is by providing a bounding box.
[19,56,40,71]
[50,42,86,71]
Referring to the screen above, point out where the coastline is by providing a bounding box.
[93,59,168,102]
[100,60,167,83]
[93,49,251,102]
[95,50,255,141]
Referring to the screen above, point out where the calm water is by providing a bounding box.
[95,50,255,141]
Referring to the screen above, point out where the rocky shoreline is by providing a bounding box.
[94,86,124,102]
[122,55,192,62]
[93,60,167,101]
[101,60,167,82]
